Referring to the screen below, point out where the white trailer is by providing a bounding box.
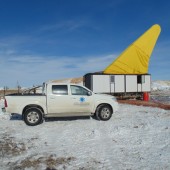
[83,73,151,95]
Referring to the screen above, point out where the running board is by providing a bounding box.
[44,112,93,118]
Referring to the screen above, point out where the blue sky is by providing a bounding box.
[0,0,170,87]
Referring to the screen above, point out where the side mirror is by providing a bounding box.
[87,91,92,96]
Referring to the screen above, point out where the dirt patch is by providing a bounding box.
[12,155,76,170]
[0,134,26,158]
[118,100,170,110]
[78,159,103,170]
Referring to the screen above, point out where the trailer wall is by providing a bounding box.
[84,74,151,94]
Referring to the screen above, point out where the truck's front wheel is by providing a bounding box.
[96,105,112,121]
[24,108,43,126]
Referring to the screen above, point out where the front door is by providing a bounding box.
[69,85,94,114]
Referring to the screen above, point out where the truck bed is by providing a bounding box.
[5,95,46,114]
[6,93,45,96]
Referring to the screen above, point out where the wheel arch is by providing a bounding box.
[22,104,44,118]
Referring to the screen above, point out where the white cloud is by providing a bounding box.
[7,56,46,63]
[40,20,88,32]
[39,19,101,34]
[0,50,116,87]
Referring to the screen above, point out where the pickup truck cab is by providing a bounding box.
[5,83,118,126]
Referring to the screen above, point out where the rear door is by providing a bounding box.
[47,85,71,114]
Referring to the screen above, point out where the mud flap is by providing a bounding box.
[95,106,102,121]
[96,112,101,121]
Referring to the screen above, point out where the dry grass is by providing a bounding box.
[0,134,26,158]
[70,77,83,84]
[0,89,19,96]
[12,155,76,170]
[52,77,83,84]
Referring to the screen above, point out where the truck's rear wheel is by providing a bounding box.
[97,105,112,121]
[24,108,43,126]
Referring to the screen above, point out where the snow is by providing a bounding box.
[150,81,170,105]
[150,82,170,105]
[152,80,170,91]
[0,104,170,169]
[0,110,10,120]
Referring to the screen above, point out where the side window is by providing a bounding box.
[52,85,68,95]
[137,75,145,84]
[110,75,115,83]
[137,75,141,84]
[71,85,88,95]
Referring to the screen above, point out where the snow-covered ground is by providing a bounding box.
[150,81,170,105]
[150,91,170,105]
[151,80,170,91]
[0,104,169,170]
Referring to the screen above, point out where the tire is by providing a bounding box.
[96,105,112,121]
[23,108,43,126]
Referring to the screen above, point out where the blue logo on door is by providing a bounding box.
[80,97,85,102]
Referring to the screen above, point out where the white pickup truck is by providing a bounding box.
[5,82,118,126]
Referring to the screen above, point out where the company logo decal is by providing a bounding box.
[80,97,85,102]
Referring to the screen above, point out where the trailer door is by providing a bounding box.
[93,75,110,93]
[126,75,138,92]
[142,75,151,92]
[115,75,125,93]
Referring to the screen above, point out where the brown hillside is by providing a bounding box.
[52,77,83,84]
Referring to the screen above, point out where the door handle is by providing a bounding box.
[71,98,76,99]
[50,97,55,99]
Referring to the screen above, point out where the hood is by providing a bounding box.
[94,93,116,101]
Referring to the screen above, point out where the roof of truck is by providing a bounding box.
[45,82,82,86]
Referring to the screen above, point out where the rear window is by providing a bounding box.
[52,85,68,95]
